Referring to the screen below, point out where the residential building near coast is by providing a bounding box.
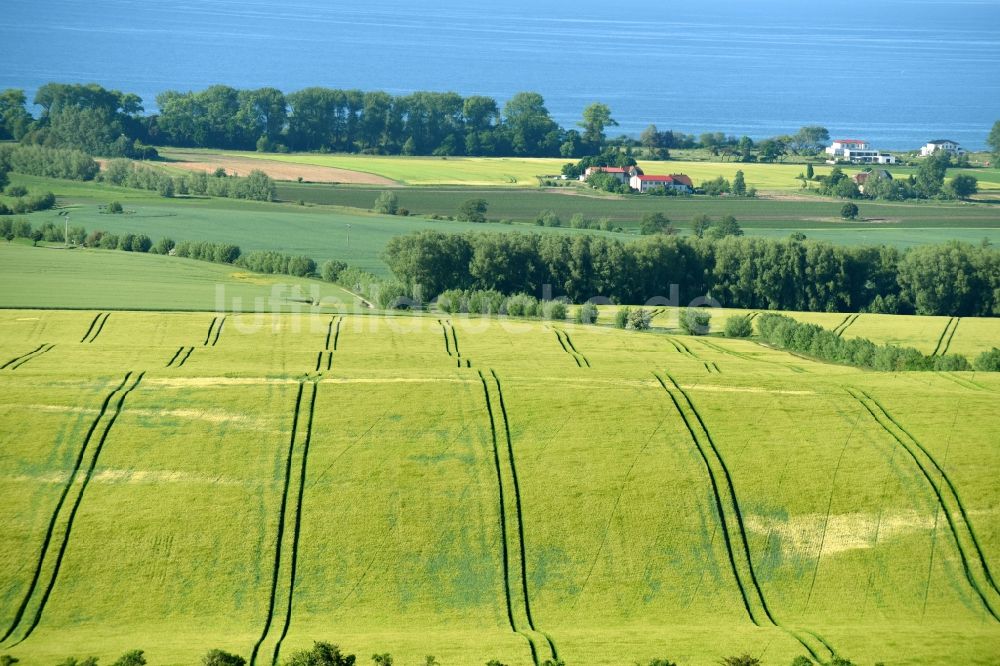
[920,139,965,156]
[582,166,693,193]
[825,139,897,165]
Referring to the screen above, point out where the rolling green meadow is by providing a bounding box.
[1,302,999,666]
[3,154,1000,666]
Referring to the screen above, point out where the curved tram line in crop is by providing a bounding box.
[0,371,145,648]
[653,372,836,663]
[848,387,1000,621]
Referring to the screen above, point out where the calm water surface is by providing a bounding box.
[3,0,998,149]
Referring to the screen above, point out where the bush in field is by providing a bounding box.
[111,650,147,666]
[628,307,652,330]
[5,185,28,197]
[615,306,631,329]
[974,348,1000,371]
[436,289,467,314]
[285,642,356,666]
[151,237,175,255]
[933,354,972,371]
[724,314,753,337]
[639,660,678,666]
[288,255,317,277]
[544,300,568,320]
[56,658,97,666]
[536,209,561,227]
[107,200,124,214]
[321,260,349,282]
[575,302,599,324]
[0,655,19,666]
[719,655,761,666]
[789,658,813,666]
[505,293,540,318]
[202,649,246,666]
[457,198,488,223]
[375,281,413,309]
[468,289,505,314]
[373,191,400,215]
[841,202,859,219]
[679,308,712,335]
[371,655,393,666]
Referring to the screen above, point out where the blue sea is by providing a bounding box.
[2,0,998,149]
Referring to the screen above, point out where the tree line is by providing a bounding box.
[383,231,1000,317]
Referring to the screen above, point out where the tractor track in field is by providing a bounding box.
[80,313,110,343]
[832,313,859,337]
[931,317,958,356]
[2,344,54,370]
[848,387,1000,621]
[439,319,471,368]
[478,370,557,666]
[270,382,317,666]
[251,381,317,666]
[0,371,144,648]
[654,372,834,663]
[166,346,195,368]
[553,329,590,367]
[667,337,697,359]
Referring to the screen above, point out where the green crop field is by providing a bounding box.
[1,305,999,666]
[190,149,1000,194]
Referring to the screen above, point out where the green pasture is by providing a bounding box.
[0,309,998,665]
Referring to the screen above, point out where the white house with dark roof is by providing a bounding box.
[825,138,897,165]
[629,173,693,193]
[920,139,965,157]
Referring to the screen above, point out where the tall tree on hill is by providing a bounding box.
[503,92,560,156]
[579,102,617,152]
[0,88,33,140]
[988,120,1000,164]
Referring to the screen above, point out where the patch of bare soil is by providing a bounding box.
[161,152,396,185]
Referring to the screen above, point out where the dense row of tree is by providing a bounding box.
[754,312,997,371]
[383,231,1000,316]
[0,144,99,180]
[100,160,277,201]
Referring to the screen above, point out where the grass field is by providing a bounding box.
[10,173,1000,268]
[0,307,998,665]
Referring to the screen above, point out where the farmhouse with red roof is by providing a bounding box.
[629,173,693,193]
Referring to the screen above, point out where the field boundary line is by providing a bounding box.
[848,387,1000,620]
[3,372,144,647]
[271,382,318,666]
[0,373,132,644]
[250,382,304,666]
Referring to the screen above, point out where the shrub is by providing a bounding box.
[111,650,147,666]
[789,657,813,666]
[371,655,393,666]
[628,307,652,330]
[640,212,669,235]
[614,306,631,329]
[373,191,399,215]
[841,202,859,219]
[436,289,467,314]
[724,314,753,337]
[974,348,1000,371]
[288,255,317,277]
[639,660,677,666]
[5,185,27,197]
[285,642,356,666]
[536,209,561,227]
[505,293,538,318]
[468,289,504,315]
[719,655,761,666]
[150,237,175,255]
[933,354,972,371]
[457,198,488,223]
[375,281,413,309]
[575,302,599,324]
[202,649,246,666]
[56,658,97,666]
[544,300,568,320]
[107,200,124,214]
[680,308,712,335]
[321,260,349,282]
[1,656,19,666]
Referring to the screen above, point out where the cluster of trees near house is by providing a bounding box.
[384,230,1000,317]
[815,153,978,201]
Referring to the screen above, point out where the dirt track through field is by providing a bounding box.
[161,152,396,185]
